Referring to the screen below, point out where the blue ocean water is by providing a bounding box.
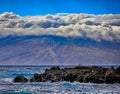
[0,66,120,94]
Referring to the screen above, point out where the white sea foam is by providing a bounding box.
[0,78,13,82]
[0,80,120,94]
[0,66,120,94]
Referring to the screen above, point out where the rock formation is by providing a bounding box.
[13,65,120,83]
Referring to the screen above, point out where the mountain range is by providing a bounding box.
[0,35,119,65]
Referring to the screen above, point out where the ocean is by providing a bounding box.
[0,65,120,94]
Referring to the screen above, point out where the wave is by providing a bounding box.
[0,81,120,94]
[0,78,13,84]
[0,66,120,94]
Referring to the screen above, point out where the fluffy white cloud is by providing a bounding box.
[0,12,120,41]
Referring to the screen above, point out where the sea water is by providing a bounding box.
[0,66,120,94]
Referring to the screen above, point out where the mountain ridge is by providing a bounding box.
[0,35,120,65]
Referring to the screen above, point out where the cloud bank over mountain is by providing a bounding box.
[0,12,120,41]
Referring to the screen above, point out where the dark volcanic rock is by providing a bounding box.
[105,69,120,83]
[30,73,42,82]
[116,66,120,75]
[13,75,28,82]
[83,73,104,83]
[13,65,120,83]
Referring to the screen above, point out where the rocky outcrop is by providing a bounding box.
[13,65,120,83]
[105,69,120,83]
[13,75,28,82]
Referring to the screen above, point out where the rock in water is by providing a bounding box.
[105,69,120,83]
[13,65,120,83]
[30,73,42,82]
[13,75,28,82]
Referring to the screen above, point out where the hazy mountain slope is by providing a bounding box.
[0,35,119,65]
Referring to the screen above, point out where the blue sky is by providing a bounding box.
[0,0,120,16]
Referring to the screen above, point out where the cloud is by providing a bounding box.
[0,12,120,41]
